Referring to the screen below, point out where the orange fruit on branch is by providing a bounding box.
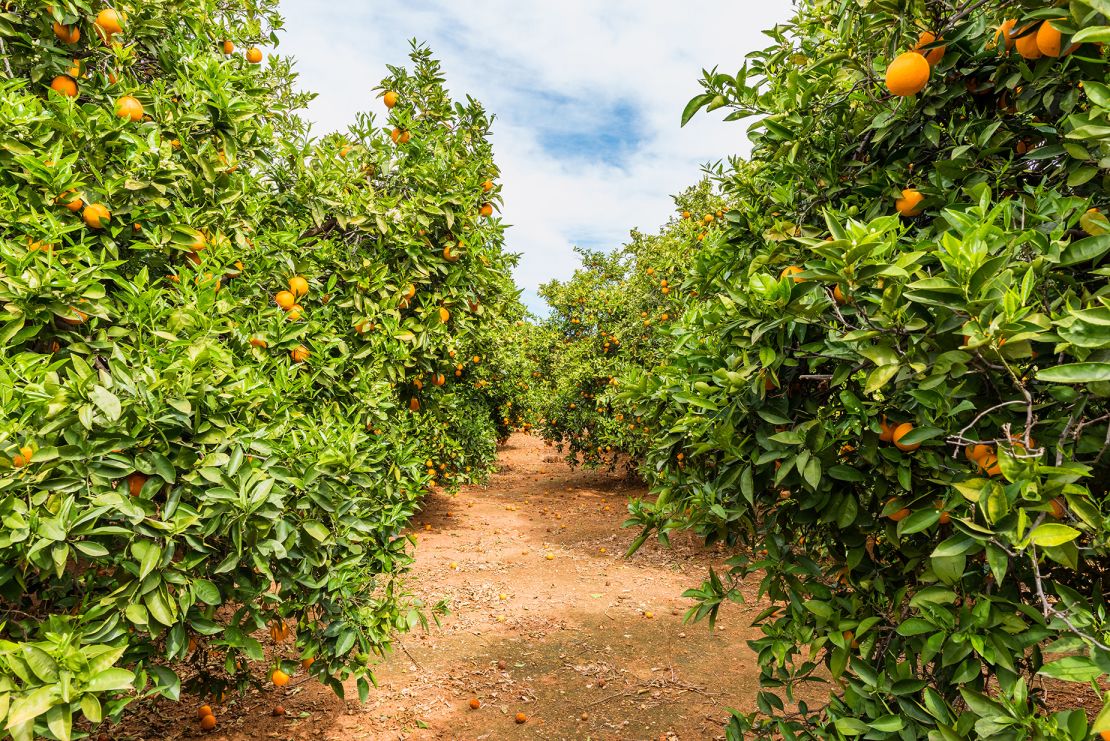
[221,40,234,54]
[94,8,124,38]
[479,203,494,218]
[271,669,290,687]
[288,275,308,297]
[1036,19,1064,57]
[128,473,147,497]
[914,31,946,66]
[246,47,263,64]
[1015,25,1043,59]
[290,345,309,363]
[994,19,1017,49]
[895,188,924,217]
[780,265,805,283]
[53,22,80,44]
[892,422,919,451]
[50,75,78,97]
[83,203,111,229]
[885,51,930,97]
[275,291,296,310]
[115,95,144,121]
[383,90,398,108]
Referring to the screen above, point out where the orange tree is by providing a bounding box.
[622,1,1110,738]
[534,181,725,471]
[0,2,520,737]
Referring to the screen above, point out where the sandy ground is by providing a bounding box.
[117,433,766,740]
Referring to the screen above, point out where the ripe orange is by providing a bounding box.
[250,337,268,348]
[56,190,83,211]
[200,714,217,731]
[965,443,994,464]
[1015,25,1043,59]
[892,422,919,451]
[432,373,446,386]
[886,499,911,521]
[914,31,946,66]
[469,698,481,710]
[291,345,309,363]
[12,446,32,468]
[979,454,1003,477]
[383,90,398,108]
[83,203,111,229]
[286,304,303,321]
[270,621,291,643]
[1049,498,1067,519]
[271,669,290,687]
[994,19,1017,49]
[885,51,930,97]
[703,213,714,224]
[472,355,481,364]
[95,8,124,38]
[301,656,315,670]
[222,40,234,54]
[479,203,494,218]
[515,712,527,724]
[275,290,296,310]
[482,180,494,192]
[289,275,309,297]
[198,705,213,719]
[832,285,849,304]
[439,307,450,323]
[895,188,924,217]
[128,473,147,497]
[403,284,416,300]
[443,244,459,262]
[115,95,144,121]
[246,47,263,64]
[50,75,78,97]
[53,22,80,44]
[780,265,805,283]
[1036,20,1063,57]
[409,397,421,412]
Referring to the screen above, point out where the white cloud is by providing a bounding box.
[277,0,794,313]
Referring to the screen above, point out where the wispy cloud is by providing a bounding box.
[277,0,794,314]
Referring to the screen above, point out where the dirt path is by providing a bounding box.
[122,433,766,740]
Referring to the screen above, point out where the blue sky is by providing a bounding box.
[277,1,794,314]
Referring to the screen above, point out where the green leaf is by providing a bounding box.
[85,668,135,693]
[5,685,56,728]
[1071,25,1110,44]
[1036,363,1110,383]
[302,520,330,541]
[89,385,122,422]
[1059,234,1110,266]
[1039,656,1102,682]
[1028,523,1080,547]
[833,717,870,735]
[193,579,222,605]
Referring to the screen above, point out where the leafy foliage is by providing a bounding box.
[620,0,1110,737]
[533,181,725,471]
[0,2,521,737]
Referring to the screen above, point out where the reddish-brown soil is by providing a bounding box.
[116,433,768,740]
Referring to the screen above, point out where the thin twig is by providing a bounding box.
[1029,546,1110,651]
